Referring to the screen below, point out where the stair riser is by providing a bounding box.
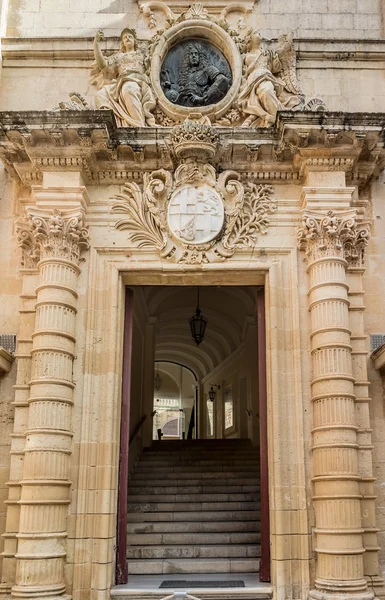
[128,485,260,495]
[128,479,260,488]
[128,501,261,512]
[127,533,261,545]
[127,559,260,575]
[128,493,260,503]
[127,510,261,522]
[132,472,259,480]
[127,521,260,534]
[137,456,259,468]
[134,466,259,473]
[127,546,261,559]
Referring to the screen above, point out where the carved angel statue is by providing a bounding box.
[90,28,156,127]
[238,31,304,128]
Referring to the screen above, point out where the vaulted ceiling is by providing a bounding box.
[136,286,258,381]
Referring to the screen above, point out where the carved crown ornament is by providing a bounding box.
[16,209,90,268]
[297,210,371,267]
[111,115,277,264]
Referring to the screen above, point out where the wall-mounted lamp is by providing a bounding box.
[208,384,220,402]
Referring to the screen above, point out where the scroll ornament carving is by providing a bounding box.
[111,166,277,264]
[16,210,90,267]
[297,210,370,266]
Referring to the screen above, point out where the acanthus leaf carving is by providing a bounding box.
[16,219,40,268]
[112,169,171,249]
[297,210,370,266]
[16,209,90,267]
[220,176,277,251]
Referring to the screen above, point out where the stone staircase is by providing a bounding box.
[126,439,261,575]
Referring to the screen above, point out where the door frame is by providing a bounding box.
[115,283,271,584]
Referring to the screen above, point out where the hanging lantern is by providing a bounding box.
[154,365,162,391]
[208,384,220,402]
[189,287,207,346]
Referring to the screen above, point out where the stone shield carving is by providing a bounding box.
[168,185,225,244]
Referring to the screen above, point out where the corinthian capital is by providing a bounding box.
[16,209,90,267]
[297,210,370,265]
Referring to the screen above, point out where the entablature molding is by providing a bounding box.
[0,110,384,188]
[2,37,385,67]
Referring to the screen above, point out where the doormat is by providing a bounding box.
[160,581,245,588]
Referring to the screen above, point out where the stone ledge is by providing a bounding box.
[371,343,385,372]
[0,347,15,375]
[0,110,383,187]
[2,37,385,66]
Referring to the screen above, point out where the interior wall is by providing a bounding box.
[202,324,259,443]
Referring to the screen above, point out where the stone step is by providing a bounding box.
[128,485,260,495]
[141,452,259,459]
[134,465,258,473]
[127,557,260,575]
[127,532,261,545]
[128,478,260,488]
[127,510,261,523]
[127,501,261,513]
[132,471,258,480]
[127,520,260,534]
[127,544,261,560]
[139,457,259,464]
[128,493,260,503]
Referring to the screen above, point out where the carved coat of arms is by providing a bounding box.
[111,116,277,264]
[168,185,225,244]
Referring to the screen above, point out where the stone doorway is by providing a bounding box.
[115,285,270,592]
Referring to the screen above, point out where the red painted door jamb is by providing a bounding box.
[116,287,134,585]
[257,286,271,582]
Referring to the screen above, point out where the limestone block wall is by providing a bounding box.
[3,0,383,38]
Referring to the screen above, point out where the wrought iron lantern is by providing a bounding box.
[208,383,220,402]
[189,287,207,346]
[154,364,162,391]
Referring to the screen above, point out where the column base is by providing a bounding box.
[310,587,375,600]
[366,576,385,600]
[0,583,12,600]
[11,584,69,600]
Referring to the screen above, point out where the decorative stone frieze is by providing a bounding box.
[299,208,374,600]
[11,208,89,600]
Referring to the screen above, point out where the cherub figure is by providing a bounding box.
[238,31,304,128]
[90,28,156,127]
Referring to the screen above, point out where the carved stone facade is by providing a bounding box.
[0,2,385,600]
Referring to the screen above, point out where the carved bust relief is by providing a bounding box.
[160,39,232,107]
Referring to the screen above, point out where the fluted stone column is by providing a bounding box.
[12,208,89,599]
[298,208,373,600]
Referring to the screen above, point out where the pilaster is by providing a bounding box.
[8,180,89,600]
[298,180,374,600]
[347,263,385,596]
[0,269,37,599]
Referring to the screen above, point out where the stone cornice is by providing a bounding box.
[0,347,15,375]
[2,37,385,65]
[0,110,383,187]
